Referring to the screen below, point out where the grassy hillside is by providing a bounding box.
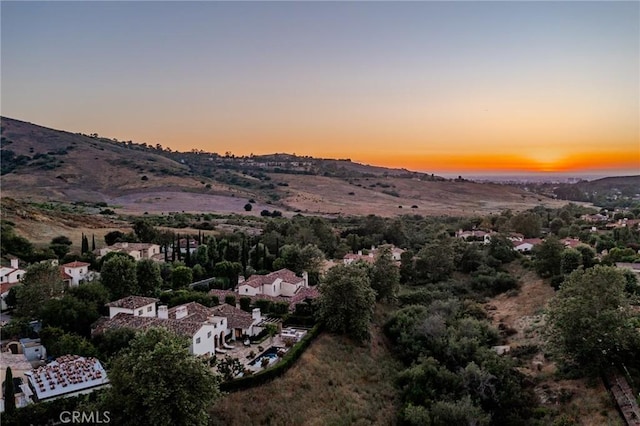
[1,116,566,217]
[209,307,402,426]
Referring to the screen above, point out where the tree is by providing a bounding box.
[16,262,65,318]
[136,259,162,297]
[545,266,639,376]
[3,366,16,415]
[101,255,138,299]
[533,236,564,279]
[49,235,72,259]
[133,219,158,243]
[370,245,400,301]
[104,230,126,246]
[510,212,541,238]
[40,296,100,338]
[317,264,376,343]
[104,327,220,426]
[216,355,244,382]
[39,327,98,358]
[415,241,454,284]
[560,248,582,275]
[81,233,89,254]
[172,265,193,289]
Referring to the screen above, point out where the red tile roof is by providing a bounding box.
[106,296,159,310]
[241,268,303,289]
[62,261,90,268]
[92,312,204,338]
[210,304,254,330]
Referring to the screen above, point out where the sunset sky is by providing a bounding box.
[2,1,638,176]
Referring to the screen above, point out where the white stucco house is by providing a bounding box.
[60,261,92,287]
[238,269,308,297]
[94,298,236,356]
[105,296,159,318]
[1,258,25,311]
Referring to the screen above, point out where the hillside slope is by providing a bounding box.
[1,117,565,216]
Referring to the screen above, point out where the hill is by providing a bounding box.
[1,116,566,217]
[552,175,640,207]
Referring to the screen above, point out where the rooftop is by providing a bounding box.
[61,261,90,268]
[0,352,32,371]
[241,268,303,288]
[25,355,108,401]
[106,296,159,310]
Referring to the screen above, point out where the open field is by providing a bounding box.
[209,308,402,426]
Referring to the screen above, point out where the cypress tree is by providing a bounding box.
[92,234,96,251]
[185,236,191,266]
[4,366,16,415]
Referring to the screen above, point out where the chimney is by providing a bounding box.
[121,242,128,248]
[158,305,168,319]
[252,308,261,323]
[302,271,309,287]
[175,306,188,320]
[357,250,362,256]
[10,258,19,269]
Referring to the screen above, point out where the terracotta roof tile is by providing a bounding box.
[106,296,159,310]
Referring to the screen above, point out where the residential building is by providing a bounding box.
[94,298,234,356]
[60,261,92,287]
[0,258,25,310]
[105,296,159,318]
[238,268,308,297]
[24,355,109,403]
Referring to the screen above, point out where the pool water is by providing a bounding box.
[248,346,284,368]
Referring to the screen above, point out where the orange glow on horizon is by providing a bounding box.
[351,149,640,174]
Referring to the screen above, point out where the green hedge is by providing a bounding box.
[2,390,104,426]
[220,324,322,392]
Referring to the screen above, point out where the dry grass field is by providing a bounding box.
[209,308,402,426]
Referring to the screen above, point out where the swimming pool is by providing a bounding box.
[248,346,285,369]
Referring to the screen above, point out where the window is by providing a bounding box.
[138,309,143,315]
[207,331,212,338]
[147,306,152,312]
[196,337,201,344]
[245,288,248,293]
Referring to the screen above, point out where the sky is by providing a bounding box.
[1,1,639,176]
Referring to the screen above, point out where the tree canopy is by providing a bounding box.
[317,263,376,343]
[103,327,220,426]
[545,265,640,376]
[16,262,65,319]
[100,255,138,299]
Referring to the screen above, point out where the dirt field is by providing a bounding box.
[487,264,623,425]
[107,191,275,216]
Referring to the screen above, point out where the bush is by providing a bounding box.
[225,295,236,306]
[244,203,252,212]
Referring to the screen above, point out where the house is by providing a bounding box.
[512,238,542,253]
[210,285,319,313]
[238,269,308,298]
[1,258,25,310]
[19,338,47,362]
[210,304,264,340]
[24,355,109,403]
[561,238,584,249]
[343,245,404,265]
[456,229,493,244]
[95,298,231,356]
[0,258,25,285]
[97,242,161,261]
[0,352,33,412]
[60,261,92,287]
[105,296,159,318]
